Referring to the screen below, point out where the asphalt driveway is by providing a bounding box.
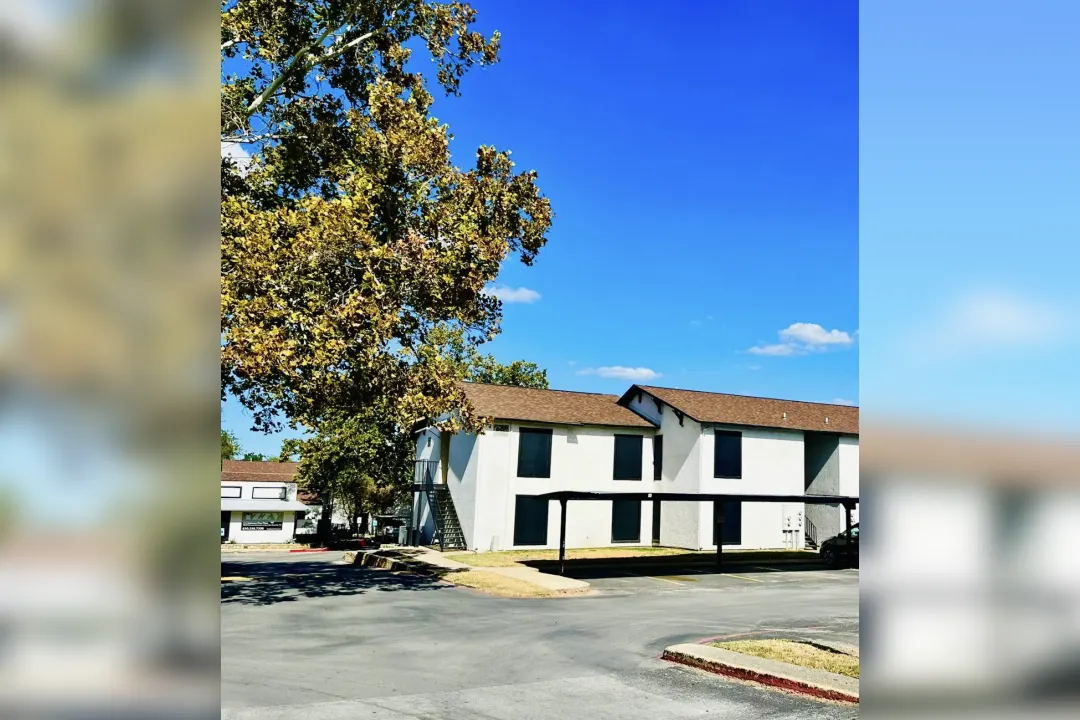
[222,551,859,719]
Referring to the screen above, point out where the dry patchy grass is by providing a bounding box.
[446,546,696,567]
[443,570,557,598]
[711,639,859,678]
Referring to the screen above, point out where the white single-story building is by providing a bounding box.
[220,460,312,543]
[413,382,859,552]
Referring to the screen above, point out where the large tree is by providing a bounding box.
[221,1,552,436]
[281,405,413,537]
[284,349,547,537]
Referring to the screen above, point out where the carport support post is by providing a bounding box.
[559,498,568,576]
[714,500,723,572]
[845,502,853,545]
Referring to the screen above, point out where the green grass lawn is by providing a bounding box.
[711,639,859,678]
[445,546,815,568]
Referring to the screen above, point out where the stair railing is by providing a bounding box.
[805,517,818,549]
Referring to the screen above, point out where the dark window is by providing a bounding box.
[712,501,742,545]
[513,496,549,546]
[517,428,552,478]
[493,424,510,432]
[653,435,663,480]
[611,500,641,543]
[713,430,742,478]
[613,435,643,480]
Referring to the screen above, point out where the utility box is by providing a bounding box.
[782,505,803,531]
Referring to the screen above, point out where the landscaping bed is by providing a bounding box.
[710,639,859,678]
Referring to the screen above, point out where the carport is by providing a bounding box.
[529,491,859,575]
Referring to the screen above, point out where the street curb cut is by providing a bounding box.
[662,644,859,704]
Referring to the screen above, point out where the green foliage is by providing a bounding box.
[221,429,241,462]
[288,405,414,530]
[428,323,548,388]
[469,357,548,389]
[242,452,268,462]
[220,0,552,434]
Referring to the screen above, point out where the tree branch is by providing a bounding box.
[245,0,367,118]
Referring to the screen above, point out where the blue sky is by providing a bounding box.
[860,0,1080,434]
[223,0,859,455]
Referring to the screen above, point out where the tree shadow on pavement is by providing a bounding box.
[524,556,843,580]
[221,559,447,606]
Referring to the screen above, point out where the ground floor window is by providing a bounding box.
[611,499,642,543]
[241,512,284,532]
[712,501,742,545]
[513,496,549,546]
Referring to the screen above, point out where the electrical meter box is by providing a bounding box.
[782,505,803,531]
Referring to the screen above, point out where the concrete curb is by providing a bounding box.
[662,643,859,704]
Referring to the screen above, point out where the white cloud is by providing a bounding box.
[779,323,854,347]
[221,141,252,174]
[831,398,857,406]
[937,290,1063,348]
[746,322,856,357]
[485,285,541,304]
[748,343,798,357]
[577,366,661,381]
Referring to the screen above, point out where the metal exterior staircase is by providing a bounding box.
[804,517,819,550]
[414,459,466,551]
[425,483,467,551]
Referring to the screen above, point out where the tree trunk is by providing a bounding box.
[317,501,333,545]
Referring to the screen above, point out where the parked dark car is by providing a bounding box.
[819,523,858,567]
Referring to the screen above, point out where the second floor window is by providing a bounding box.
[714,430,742,479]
[613,434,643,480]
[653,435,663,480]
[517,428,552,478]
[252,486,287,500]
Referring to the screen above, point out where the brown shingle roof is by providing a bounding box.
[624,385,859,435]
[462,382,655,428]
[221,459,299,483]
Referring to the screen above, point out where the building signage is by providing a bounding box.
[241,512,284,531]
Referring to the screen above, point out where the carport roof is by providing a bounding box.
[528,491,858,505]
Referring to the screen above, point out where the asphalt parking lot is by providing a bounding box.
[585,563,860,597]
[222,551,859,720]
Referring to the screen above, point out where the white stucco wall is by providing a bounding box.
[697,426,806,550]
[412,428,439,542]
[447,432,480,545]
[467,422,654,551]
[838,435,859,493]
[226,510,297,544]
[626,390,703,549]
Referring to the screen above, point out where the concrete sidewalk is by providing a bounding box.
[662,643,859,703]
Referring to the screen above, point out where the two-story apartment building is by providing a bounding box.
[413,382,859,552]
